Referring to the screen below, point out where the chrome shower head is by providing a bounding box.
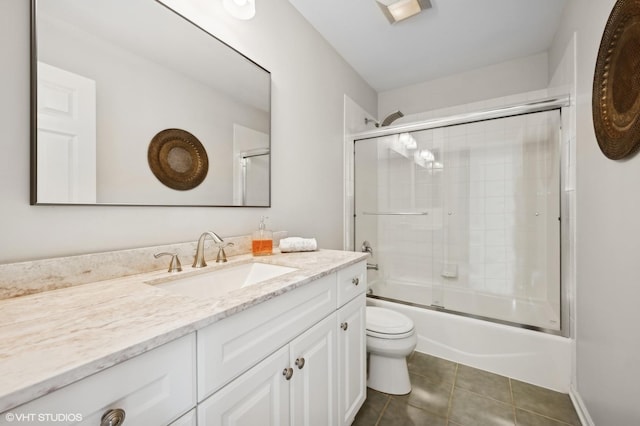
[380,110,404,127]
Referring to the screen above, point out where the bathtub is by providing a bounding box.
[367,297,572,392]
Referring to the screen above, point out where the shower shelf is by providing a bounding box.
[361,211,429,216]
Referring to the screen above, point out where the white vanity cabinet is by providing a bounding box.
[0,259,366,426]
[197,260,366,426]
[0,334,196,426]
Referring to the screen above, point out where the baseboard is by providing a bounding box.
[569,385,595,426]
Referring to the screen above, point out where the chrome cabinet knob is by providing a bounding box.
[340,322,348,331]
[295,357,305,369]
[283,367,294,380]
[352,277,359,286]
[101,408,126,426]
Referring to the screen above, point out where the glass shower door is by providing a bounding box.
[354,109,562,331]
[354,131,444,308]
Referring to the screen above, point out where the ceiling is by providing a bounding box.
[287,0,567,92]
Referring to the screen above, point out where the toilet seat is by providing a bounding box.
[366,306,414,339]
[366,328,414,339]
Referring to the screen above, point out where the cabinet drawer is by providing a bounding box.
[197,274,336,400]
[1,334,196,426]
[336,261,366,308]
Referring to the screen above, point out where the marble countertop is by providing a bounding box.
[0,249,367,412]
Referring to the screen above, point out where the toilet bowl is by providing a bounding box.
[366,306,417,395]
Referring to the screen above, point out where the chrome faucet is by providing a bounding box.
[191,231,227,268]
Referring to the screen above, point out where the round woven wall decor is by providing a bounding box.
[593,0,640,160]
[148,128,209,190]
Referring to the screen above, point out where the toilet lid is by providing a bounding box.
[366,306,414,335]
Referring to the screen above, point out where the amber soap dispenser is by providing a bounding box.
[252,216,273,256]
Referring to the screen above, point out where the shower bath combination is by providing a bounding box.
[365,110,405,127]
[350,96,573,394]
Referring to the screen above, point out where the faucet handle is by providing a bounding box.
[215,242,234,263]
[361,240,373,256]
[154,252,183,273]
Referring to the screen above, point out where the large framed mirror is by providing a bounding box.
[31,0,271,206]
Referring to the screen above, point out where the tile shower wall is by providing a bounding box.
[355,101,561,323]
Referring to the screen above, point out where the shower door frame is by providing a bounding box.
[349,95,570,336]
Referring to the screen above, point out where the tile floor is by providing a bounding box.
[354,351,581,426]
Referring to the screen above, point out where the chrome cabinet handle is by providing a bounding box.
[283,367,294,380]
[340,322,348,331]
[101,408,126,426]
[295,357,305,369]
[352,277,359,286]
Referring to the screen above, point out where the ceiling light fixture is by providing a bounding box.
[223,0,255,20]
[376,0,432,24]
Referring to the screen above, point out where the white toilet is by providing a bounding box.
[366,306,417,395]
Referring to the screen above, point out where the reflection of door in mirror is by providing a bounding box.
[37,62,96,203]
[233,124,270,206]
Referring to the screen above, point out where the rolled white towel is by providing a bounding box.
[279,237,318,253]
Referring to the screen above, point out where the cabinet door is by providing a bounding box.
[337,293,366,426]
[198,345,290,426]
[1,334,196,426]
[289,313,338,426]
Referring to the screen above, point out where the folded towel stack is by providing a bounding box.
[279,237,318,253]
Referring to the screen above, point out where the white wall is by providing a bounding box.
[378,52,549,119]
[549,0,640,424]
[0,0,376,263]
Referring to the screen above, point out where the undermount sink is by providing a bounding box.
[150,262,297,299]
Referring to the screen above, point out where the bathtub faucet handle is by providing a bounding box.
[361,240,373,256]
